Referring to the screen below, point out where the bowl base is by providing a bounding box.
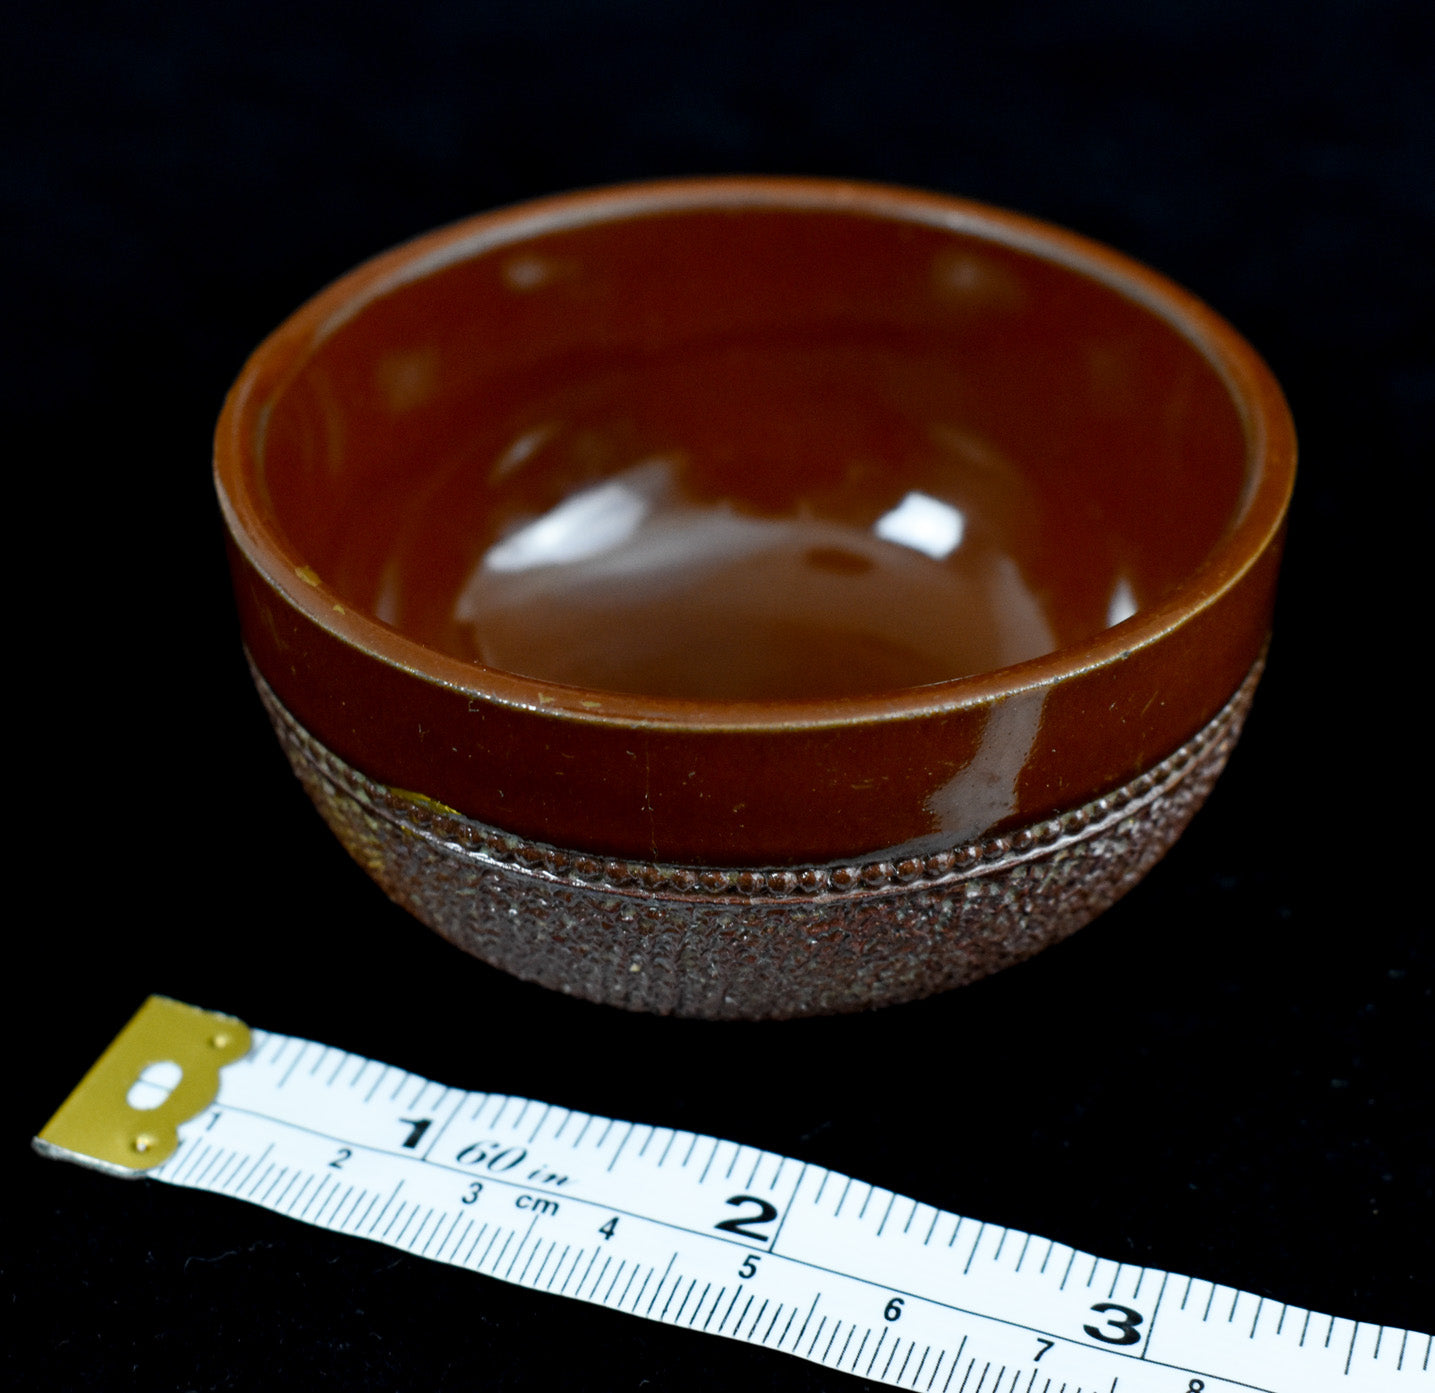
[254,660,1260,1019]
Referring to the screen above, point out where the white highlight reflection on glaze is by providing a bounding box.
[478,462,666,574]
[488,422,558,482]
[873,490,965,559]
[1106,574,1138,628]
[921,684,1048,849]
[452,455,1056,697]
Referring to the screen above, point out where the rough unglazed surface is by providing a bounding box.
[256,662,1260,1018]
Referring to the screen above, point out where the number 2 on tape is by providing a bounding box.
[35,998,1431,1392]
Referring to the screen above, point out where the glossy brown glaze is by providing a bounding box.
[218,178,1294,868]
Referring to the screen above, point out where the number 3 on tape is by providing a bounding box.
[36,998,1430,1393]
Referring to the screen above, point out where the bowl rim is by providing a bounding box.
[215,175,1296,733]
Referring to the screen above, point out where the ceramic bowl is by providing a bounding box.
[215,177,1294,1019]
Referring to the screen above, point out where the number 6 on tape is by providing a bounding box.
[36,998,1430,1392]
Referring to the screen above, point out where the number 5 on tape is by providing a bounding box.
[36,998,1430,1393]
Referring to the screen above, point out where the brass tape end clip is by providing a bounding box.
[34,996,252,1177]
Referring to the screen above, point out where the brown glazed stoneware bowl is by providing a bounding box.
[216,177,1294,1019]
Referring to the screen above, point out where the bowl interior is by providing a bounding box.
[254,202,1250,702]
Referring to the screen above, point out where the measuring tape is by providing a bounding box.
[36,997,1430,1393]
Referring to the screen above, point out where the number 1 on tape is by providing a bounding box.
[36,998,1430,1393]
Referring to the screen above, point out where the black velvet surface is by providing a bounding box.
[11,2,1431,1389]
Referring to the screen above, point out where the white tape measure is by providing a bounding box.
[36,998,1430,1393]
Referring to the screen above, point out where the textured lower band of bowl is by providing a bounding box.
[255,659,1261,1019]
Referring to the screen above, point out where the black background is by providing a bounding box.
[11,2,1431,1389]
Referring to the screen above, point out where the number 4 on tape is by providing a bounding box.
[36,997,1430,1393]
